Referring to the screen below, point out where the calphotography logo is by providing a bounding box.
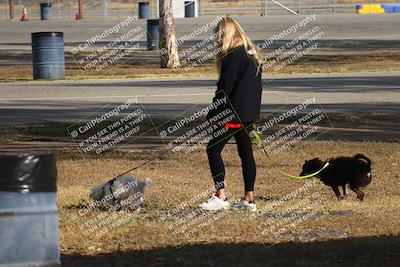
[66,98,156,156]
[156,91,241,154]
[1,2,398,266]
[257,13,331,75]
[72,15,144,71]
[251,97,333,159]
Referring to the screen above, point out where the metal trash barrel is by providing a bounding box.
[138,2,150,19]
[31,32,65,80]
[40,3,52,20]
[147,19,159,50]
[0,154,60,267]
[185,1,195,17]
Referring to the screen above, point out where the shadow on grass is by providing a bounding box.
[61,235,400,267]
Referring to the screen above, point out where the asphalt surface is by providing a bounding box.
[0,73,398,125]
[0,73,398,152]
[1,14,399,52]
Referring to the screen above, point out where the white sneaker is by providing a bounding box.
[199,196,229,211]
[232,198,257,212]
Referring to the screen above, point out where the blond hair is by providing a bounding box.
[214,16,262,75]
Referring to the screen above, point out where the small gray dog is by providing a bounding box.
[90,175,152,211]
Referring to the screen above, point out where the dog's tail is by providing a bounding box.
[354,153,372,168]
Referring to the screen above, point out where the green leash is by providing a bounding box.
[249,125,330,180]
[277,162,330,179]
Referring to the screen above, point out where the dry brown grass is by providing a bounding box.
[58,140,400,264]
[2,52,400,82]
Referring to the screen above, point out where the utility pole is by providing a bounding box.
[78,0,83,19]
[9,0,14,20]
[261,0,266,16]
[369,0,372,14]
[57,0,61,19]
[102,0,107,17]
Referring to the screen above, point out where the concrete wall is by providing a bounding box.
[171,0,199,18]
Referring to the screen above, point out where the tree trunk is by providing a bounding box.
[159,0,180,68]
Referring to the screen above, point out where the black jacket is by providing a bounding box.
[207,45,262,123]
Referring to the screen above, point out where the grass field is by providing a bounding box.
[1,50,400,82]
[58,140,400,266]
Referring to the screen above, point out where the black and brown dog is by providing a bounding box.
[300,154,372,201]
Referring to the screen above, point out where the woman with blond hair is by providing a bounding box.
[199,17,263,211]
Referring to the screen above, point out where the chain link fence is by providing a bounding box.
[0,0,397,20]
[201,0,394,16]
[0,0,158,20]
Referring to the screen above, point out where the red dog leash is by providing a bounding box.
[224,123,242,129]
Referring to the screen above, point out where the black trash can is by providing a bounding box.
[40,2,52,20]
[31,32,65,80]
[185,1,195,17]
[0,154,60,267]
[139,2,150,19]
[147,19,159,50]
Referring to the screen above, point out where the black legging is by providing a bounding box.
[206,124,256,192]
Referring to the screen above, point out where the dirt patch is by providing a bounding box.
[1,51,400,82]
